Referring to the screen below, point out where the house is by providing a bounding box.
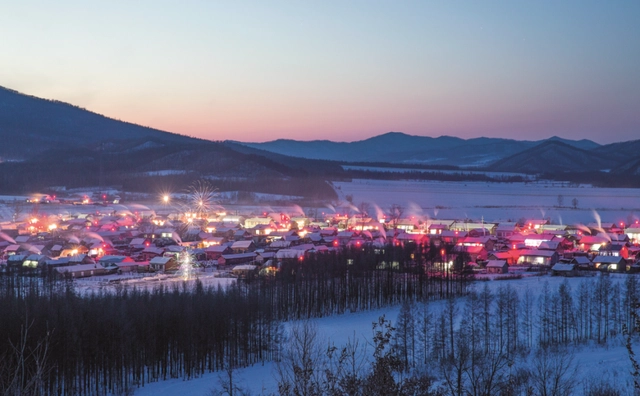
[522,219,549,231]
[427,223,450,235]
[217,253,257,267]
[269,240,292,249]
[116,261,140,274]
[597,243,629,259]
[200,236,225,248]
[517,250,559,268]
[451,222,496,235]
[255,251,276,264]
[276,249,305,261]
[460,236,495,251]
[233,230,253,241]
[625,227,640,244]
[204,245,232,260]
[496,223,518,239]
[485,260,508,274]
[7,254,27,267]
[453,245,488,262]
[3,244,22,257]
[570,256,593,270]
[22,254,48,269]
[244,217,273,229]
[395,232,427,245]
[251,223,275,236]
[231,240,256,253]
[577,235,610,252]
[149,256,178,272]
[55,263,107,278]
[232,264,258,279]
[141,246,165,261]
[98,255,135,271]
[488,251,519,266]
[68,254,95,265]
[435,230,467,245]
[551,263,579,277]
[592,255,626,272]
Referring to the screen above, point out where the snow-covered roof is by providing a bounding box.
[486,260,507,268]
[552,263,576,271]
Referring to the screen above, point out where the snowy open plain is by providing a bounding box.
[333,179,640,225]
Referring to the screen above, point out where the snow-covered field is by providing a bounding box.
[333,179,640,224]
[74,271,236,294]
[136,274,639,396]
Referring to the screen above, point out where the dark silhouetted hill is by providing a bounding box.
[488,140,618,173]
[236,132,601,167]
[0,86,198,159]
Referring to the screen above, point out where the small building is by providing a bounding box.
[217,253,257,267]
[141,246,165,261]
[55,263,107,278]
[592,255,626,272]
[551,263,579,277]
[204,245,233,260]
[570,256,593,270]
[485,260,508,274]
[149,256,178,273]
[231,240,256,253]
[517,250,559,268]
[232,264,258,279]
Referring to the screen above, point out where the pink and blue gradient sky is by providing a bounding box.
[1,1,639,143]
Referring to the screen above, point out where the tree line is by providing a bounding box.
[0,242,471,395]
[275,276,640,396]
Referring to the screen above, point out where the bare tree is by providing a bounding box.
[571,198,579,209]
[557,195,564,208]
[0,319,52,396]
[387,204,404,231]
[529,348,577,396]
[212,353,250,396]
[11,198,24,222]
[275,321,324,396]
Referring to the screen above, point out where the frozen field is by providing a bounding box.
[333,179,640,224]
[74,271,236,294]
[136,274,638,396]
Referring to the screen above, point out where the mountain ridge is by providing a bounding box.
[235,131,603,167]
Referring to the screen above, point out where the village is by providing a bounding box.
[1,189,640,284]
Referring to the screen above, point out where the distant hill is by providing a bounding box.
[236,132,601,167]
[0,86,338,200]
[488,140,618,173]
[0,86,197,159]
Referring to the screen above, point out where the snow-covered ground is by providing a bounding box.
[333,179,640,224]
[136,274,640,395]
[74,271,236,294]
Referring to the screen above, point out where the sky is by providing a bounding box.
[1,1,639,144]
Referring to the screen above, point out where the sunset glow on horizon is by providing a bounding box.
[1,1,639,144]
